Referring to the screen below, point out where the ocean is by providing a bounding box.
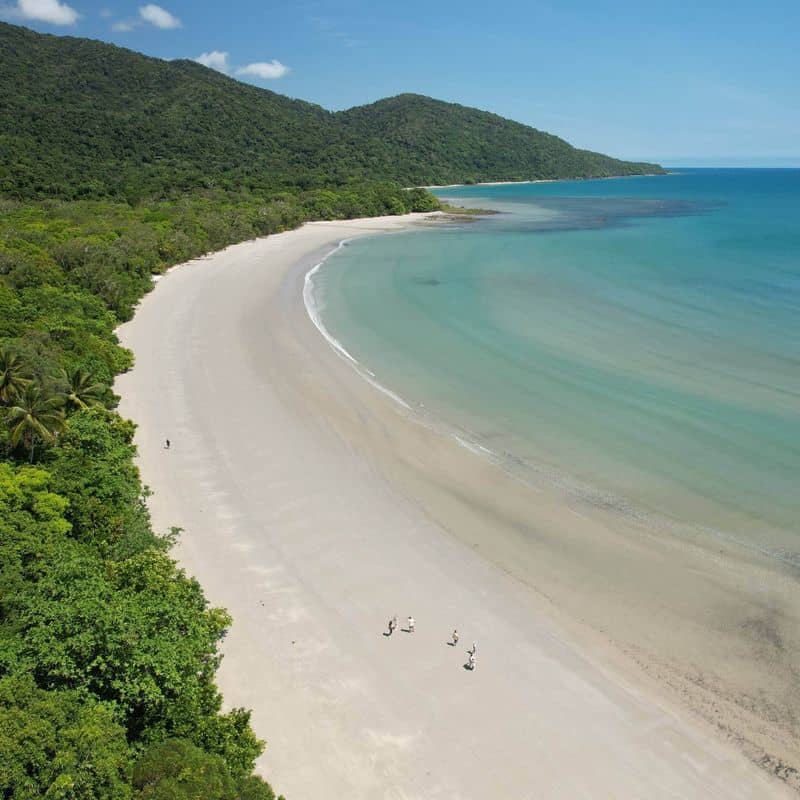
[306,169,800,565]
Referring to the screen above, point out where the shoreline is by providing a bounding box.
[304,245,799,572]
[303,240,414,411]
[115,213,795,798]
[423,172,669,189]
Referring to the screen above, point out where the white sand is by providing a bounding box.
[116,215,793,799]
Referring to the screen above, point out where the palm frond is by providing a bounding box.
[0,347,31,405]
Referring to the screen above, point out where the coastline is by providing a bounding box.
[115,213,795,798]
[423,172,669,189]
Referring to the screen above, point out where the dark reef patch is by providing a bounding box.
[494,196,723,235]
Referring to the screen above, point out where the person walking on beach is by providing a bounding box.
[387,616,397,636]
[468,652,476,671]
[450,629,460,647]
[407,615,415,633]
[469,641,477,656]
[165,438,170,450]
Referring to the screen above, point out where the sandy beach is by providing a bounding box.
[115,214,796,799]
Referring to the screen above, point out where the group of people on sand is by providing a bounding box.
[385,615,478,670]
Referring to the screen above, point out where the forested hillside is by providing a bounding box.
[0,22,334,200]
[337,94,662,186]
[0,22,662,201]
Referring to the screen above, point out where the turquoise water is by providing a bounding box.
[310,170,800,561]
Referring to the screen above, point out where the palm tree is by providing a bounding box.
[56,366,106,412]
[0,347,30,405]
[6,384,65,462]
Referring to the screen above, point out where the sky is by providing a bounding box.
[2,0,799,166]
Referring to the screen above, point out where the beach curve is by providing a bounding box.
[115,214,794,799]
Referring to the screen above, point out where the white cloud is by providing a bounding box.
[195,50,230,73]
[236,60,290,80]
[139,3,180,29]
[8,0,79,24]
[111,19,136,31]
[181,52,291,81]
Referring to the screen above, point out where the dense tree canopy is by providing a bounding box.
[0,426,276,797]
[0,676,131,800]
[132,739,276,800]
[0,22,662,203]
[337,94,663,185]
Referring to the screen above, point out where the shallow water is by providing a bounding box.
[309,169,800,563]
